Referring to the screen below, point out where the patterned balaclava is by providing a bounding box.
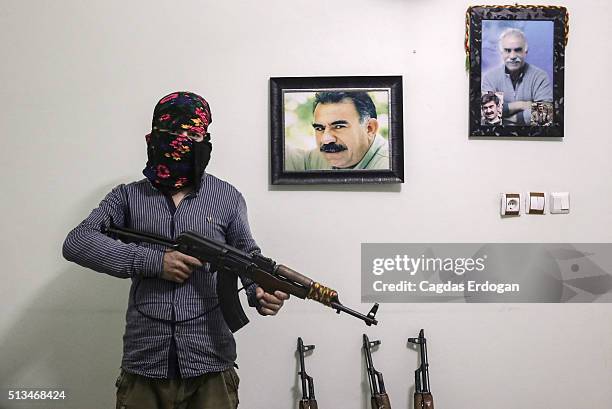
[142,91,213,193]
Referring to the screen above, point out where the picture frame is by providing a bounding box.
[270,76,404,185]
[466,5,568,137]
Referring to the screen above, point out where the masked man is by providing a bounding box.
[63,92,288,409]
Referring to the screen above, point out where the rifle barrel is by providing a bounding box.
[331,302,378,326]
[363,334,378,395]
[419,330,430,393]
[297,337,315,400]
[298,338,308,400]
[409,330,431,394]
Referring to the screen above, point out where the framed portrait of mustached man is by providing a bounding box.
[270,76,404,185]
[467,5,568,137]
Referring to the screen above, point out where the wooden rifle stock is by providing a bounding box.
[371,393,391,409]
[299,400,319,409]
[414,392,434,409]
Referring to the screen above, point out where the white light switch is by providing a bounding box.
[526,192,546,214]
[550,192,570,214]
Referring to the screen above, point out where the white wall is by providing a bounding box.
[1,0,611,408]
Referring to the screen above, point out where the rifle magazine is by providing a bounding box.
[216,270,249,332]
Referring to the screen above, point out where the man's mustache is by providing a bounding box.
[320,143,348,153]
[505,56,523,64]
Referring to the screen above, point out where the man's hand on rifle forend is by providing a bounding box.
[256,287,290,316]
[161,250,203,284]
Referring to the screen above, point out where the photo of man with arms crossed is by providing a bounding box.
[481,24,553,126]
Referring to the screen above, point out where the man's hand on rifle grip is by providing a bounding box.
[161,250,203,283]
[256,287,290,316]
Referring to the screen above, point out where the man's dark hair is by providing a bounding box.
[481,92,500,106]
[313,91,377,122]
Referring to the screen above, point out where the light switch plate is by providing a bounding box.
[526,192,546,214]
[501,193,521,216]
[550,192,570,214]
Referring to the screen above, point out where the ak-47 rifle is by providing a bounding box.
[103,225,379,332]
[297,337,318,409]
[408,330,434,409]
[363,334,391,409]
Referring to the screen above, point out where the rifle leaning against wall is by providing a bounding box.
[363,334,392,409]
[103,224,379,332]
[297,337,318,409]
[408,329,434,409]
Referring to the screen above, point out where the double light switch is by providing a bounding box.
[526,192,546,214]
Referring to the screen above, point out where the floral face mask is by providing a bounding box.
[142,92,212,193]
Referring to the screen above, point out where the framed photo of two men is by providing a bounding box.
[270,76,404,185]
[467,5,568,137]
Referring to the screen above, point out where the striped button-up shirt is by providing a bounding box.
[63,173,259,378]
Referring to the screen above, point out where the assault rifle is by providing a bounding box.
[103,225,379,332]
[408,330,434,409]
[297,337,318,409]
[363,334,391,409]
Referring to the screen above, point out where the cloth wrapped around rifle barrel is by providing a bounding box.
[307,282,338,306]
